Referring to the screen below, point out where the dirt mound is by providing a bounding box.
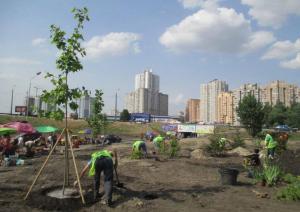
[228,147,251,156]
[191,149,210,160]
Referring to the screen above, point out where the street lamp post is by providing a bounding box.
[10,85,16,115]
[115,88,120,121]
[26,72,41,118]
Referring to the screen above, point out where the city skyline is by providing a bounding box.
[1,0,300,115]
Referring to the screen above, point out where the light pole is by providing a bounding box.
[26,72,41,118]
[115,88,120,121]
[10,85,16,115]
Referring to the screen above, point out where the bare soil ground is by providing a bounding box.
[0,137,300,212]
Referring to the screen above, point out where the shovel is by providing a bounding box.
[114,166,124,188]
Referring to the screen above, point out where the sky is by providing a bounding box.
[0,0,300,115]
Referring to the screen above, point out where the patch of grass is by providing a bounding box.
[277,181,300,201]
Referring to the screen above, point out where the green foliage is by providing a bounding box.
[267,103,288,126]
[41,7,89,120]
[169,138,180,158]
[130,149,143,159]
[231,130,245,149]
[277,181,300,201]
[283,173,299,184]
[206,134,226,156]
[263,165,282,186]
[287,103,300,128]
[120,109,130,121]
[252,164,282,186]
[87,89,107,138]
[236,94,264,137]
[262,103,272,128]
[252,168,265,183]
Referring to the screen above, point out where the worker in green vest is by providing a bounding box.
[74,149,118,205]
[153,134,165,153]
[264,133,277,159]
[132,140,148,158]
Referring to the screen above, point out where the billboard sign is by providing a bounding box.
[162,124,178,132]
[177,124,196,133]
[130,113,151,123]
[15,106,27,113]
[196,125,215,134]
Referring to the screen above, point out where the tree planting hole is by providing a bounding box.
[143,193,158,200]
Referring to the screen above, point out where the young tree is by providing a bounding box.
[41,8,89,120]
[236,94,264,137]
[87,89,107,138]
[120,109,130,121]
[40,7,89,188]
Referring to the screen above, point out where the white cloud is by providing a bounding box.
[84,32,141,59]
[0,57,41,65]
[32,38,47,47]
[262,39,300,60]
[178,0,219,10]
[159,7,275,54]
[262,38,300,70]
[280,53,300,69]
[241,0,300,28]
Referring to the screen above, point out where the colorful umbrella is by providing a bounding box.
[0,128,17,136]
[78,129,92,134]
[35,126,58,133]
[3,121,35,133]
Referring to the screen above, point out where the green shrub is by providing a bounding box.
[263,165,282,186]
[283,173,299,184]
[206,134,226,156]
[252,165,282,186]
[277,181,300,201]
[169,138,180,158]
[231,131,245,149]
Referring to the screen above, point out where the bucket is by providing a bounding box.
[219,168,239,185]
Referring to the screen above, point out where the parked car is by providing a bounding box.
[275,125,291,132]
[103,135,122,145]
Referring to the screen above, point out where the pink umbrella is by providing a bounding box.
[3,121,35,133]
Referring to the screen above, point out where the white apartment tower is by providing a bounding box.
[125,69,168,115]
[200,79,228,123]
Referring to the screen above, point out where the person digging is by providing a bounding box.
[74,148,118,206]
[132,140,148,159]
[264,133,277,159]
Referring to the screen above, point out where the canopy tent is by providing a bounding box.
[35,126,58,133]
[3,121,35,133]
[0,127,17,136]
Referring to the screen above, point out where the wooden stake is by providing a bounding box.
[24,128,66,200]
[66,129,85,204]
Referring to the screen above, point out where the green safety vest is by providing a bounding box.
[153,136,164,144]
[133,140,143,151]
[265,134,277,149]
[88,150,112,176]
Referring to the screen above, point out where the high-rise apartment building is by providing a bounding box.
[185,99,200,123]
[78,91,95,119]
[217,92,234,124]
[125,70,168,115]
[261,80,298,107]
[135,69,159,92]
[200,79,228,123]
[232,83,262,125]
